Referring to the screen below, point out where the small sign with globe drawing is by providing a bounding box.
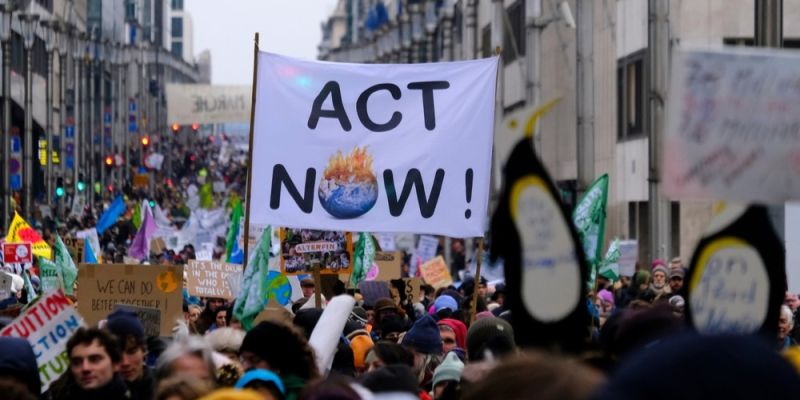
[2,242,32,264]
[280,228,353,275]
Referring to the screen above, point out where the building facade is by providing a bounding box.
[319,0,800,265]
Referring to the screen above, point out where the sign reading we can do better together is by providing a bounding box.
[249,53,498,238]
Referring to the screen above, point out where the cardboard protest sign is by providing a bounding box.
[186,260,242,300]
[113,304,161,338]
[150,237,167,255]
[618,240,638,277]
[77,264,183,336]
[249,53,497,237]
[133,174,149,188]
[358,280,391,307]
[686,205,785,337]
[375,233,396,251]
[419,256,453,289]
[2,242,32,264]
[372,251,403,281]
[665,48,800,203]
[390,277,421,307]
[280,229,353,275]
[62,237,84,264]
[1,291,86,392]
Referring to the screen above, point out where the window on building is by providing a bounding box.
[617,50,645,141]
[723,38,800,48]
[503,0,525,65]
[172,0,184,10]
[628,201,650,265]
[171,17,183,38]
[172,42,183,58]
[481,25,491,58]
[671,202,680,259]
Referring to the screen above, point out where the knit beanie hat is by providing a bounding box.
[0,337,41,395]
[432,352,465,388]
[669,267,685,279]
[434,295,458,313]
[374,298,397,312]
[598,289,615,307]
[634,270,651,287]
[380,314,407,338]
[466,316,515,361]
[401,315,443,354]
[106,309,145,342]
[235,369,286,394]
[437,318,467,349]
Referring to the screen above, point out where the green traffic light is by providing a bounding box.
[149,200,156,208]
[55,187,65,197]
[77,181,86,192]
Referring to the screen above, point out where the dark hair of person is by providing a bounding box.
[66,327,122,364]
[372,342,414,367]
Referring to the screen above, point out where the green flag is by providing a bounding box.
[39,258,62,293]
[598,239,621,281]
[572,174,609,284]
[54,236,78,295]
[225,198,244,262]
[234,226,271,330]
[350,232,376,287]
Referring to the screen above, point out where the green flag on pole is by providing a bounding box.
[350,232,376,287]
[225,198,244,262]
[572,174,609,285]
[234,226,271,331]
[598,239,621,281]
[54,236,78,295]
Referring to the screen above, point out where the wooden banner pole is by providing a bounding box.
[470,238,484,324]
[242,32,259,272]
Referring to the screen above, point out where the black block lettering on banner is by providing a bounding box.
[383,169,445,218]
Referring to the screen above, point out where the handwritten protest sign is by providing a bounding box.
[618,240,639,277]
[62,237,84,264]
[280,229,353,275]
[688,238,770,334]
[77,264,182,336]
[1,291,86,392]
[419,256,453,289]
[665,48,800,203]
[186,260,241,300]
[390,277,421,306]
[249,53,497,237]
[112,304,161,338]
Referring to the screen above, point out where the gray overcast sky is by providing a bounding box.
[186,0,339,85]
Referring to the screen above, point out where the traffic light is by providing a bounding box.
[149,200,156,208]
[141,135,150,147]
[105,155,114,167]
[77,173,86,192]
[191,123,199,132]
[171,123,180,134]
[55,177,64,198]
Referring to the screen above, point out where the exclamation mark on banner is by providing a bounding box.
[465,168,473,219]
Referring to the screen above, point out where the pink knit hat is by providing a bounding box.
[598,289,615,307]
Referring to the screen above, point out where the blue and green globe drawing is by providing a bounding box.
[318,147,379,219]
[262,271,292,306]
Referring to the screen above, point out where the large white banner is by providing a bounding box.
[665,48,800,203]
[166,84,252,124]
[250,53,498,237]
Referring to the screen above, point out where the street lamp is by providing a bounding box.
[41,19,57,207]
[0,1,14,228]
[19,12,39,217]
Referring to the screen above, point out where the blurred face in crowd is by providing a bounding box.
[365,349,384,372]
[170,354,212,383]
[301,284,315,298]
[439,325,457,353]
[779,310,792,341]
[70,339,117,390]
[786,292,800,311]
[669,275,684,293]
[653,271,666,288]
[118,338,145,382]
[478,283,487,299]
[366,309,376,326]
[188,306,201,323]
[620,276,631,288]
[216,310,227,327]
[207,298,224,312]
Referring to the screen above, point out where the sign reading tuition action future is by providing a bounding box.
[249,53,498,238]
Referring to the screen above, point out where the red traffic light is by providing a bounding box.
[172,123,180,133]
[141,136,150,146]
[191,123,199,131]
[107,184,113,192]
[104,156,114,166]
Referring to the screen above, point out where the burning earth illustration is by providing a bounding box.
[319,147,379,219]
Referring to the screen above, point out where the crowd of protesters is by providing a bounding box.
[1,134,800,399]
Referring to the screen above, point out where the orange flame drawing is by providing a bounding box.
[323,146,376,183]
